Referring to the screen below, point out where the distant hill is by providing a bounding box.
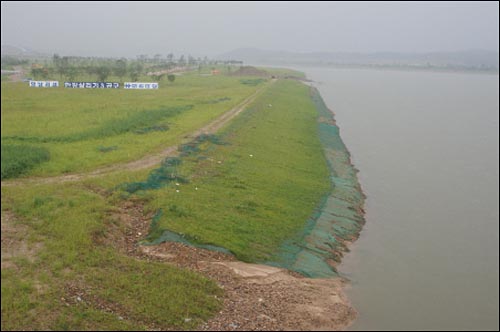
[1,44,48,58]
[217,48,499,72]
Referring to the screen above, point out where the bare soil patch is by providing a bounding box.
[95,197,356,331]
[1,210,43,270]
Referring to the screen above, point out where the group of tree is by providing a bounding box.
[27,53,245,81]
[1,55,29,69]
[42,54,202,82]
[49,55,139,82]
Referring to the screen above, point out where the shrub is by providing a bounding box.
[1,144,50,179]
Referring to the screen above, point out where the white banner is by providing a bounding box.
[64,82,119,89]
[29,80,59,88]
[124,82,159,89]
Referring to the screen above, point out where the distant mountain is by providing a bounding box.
[1,44,48,57]
[217,48,499,71]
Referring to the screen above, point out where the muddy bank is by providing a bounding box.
[267,87,366,278]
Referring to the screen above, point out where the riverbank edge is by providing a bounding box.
[266,83,366,278]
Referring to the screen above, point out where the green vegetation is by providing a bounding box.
[19,53,244,82]
[1,144,50,179]
[120,80,330,262]
[1,55,29,69]
[1,67,272,329]
[200,96,231,104]
[269,88,366,277]
[239,78,265,86]
[1,73,265,176]
[1,66,346,329]
[3,105,191,143]
[258,66,307,79]
[1,74,12,82]
[1,183,221,330]
[119,157,186,194]
[97,145,118,153]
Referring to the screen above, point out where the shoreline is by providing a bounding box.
[267,85,366,278]
[135,79,365,329]
[121,78,367,329]
[254,62,499,76]
[129,79,365,329]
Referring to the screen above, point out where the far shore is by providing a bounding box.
[252,62,499,76]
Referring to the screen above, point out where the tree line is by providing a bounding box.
[28,53,244,82]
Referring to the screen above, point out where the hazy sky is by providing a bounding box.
[1,1,499,57]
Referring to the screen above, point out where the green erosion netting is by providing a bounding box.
[119,134,226,193]
[118,156,187,194]
[2,105,192,143]
[116,90,365,278]
[141,209,233,255]
[178,133,227,157]
[118,133,232,254]
[265,87,366,278]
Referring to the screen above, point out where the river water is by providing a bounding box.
[295,67,499,330]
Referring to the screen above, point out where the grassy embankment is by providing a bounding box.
[121,79,331,262]
[1,72,331,329]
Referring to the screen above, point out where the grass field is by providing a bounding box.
[1,144,50,179]
[1,72,265,176]
[1,182,221,330]
[1,68,333,330]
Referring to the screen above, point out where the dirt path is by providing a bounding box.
[2,65,27,82]
[1,80,273,187]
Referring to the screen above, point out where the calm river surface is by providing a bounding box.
[297,67,499,330]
